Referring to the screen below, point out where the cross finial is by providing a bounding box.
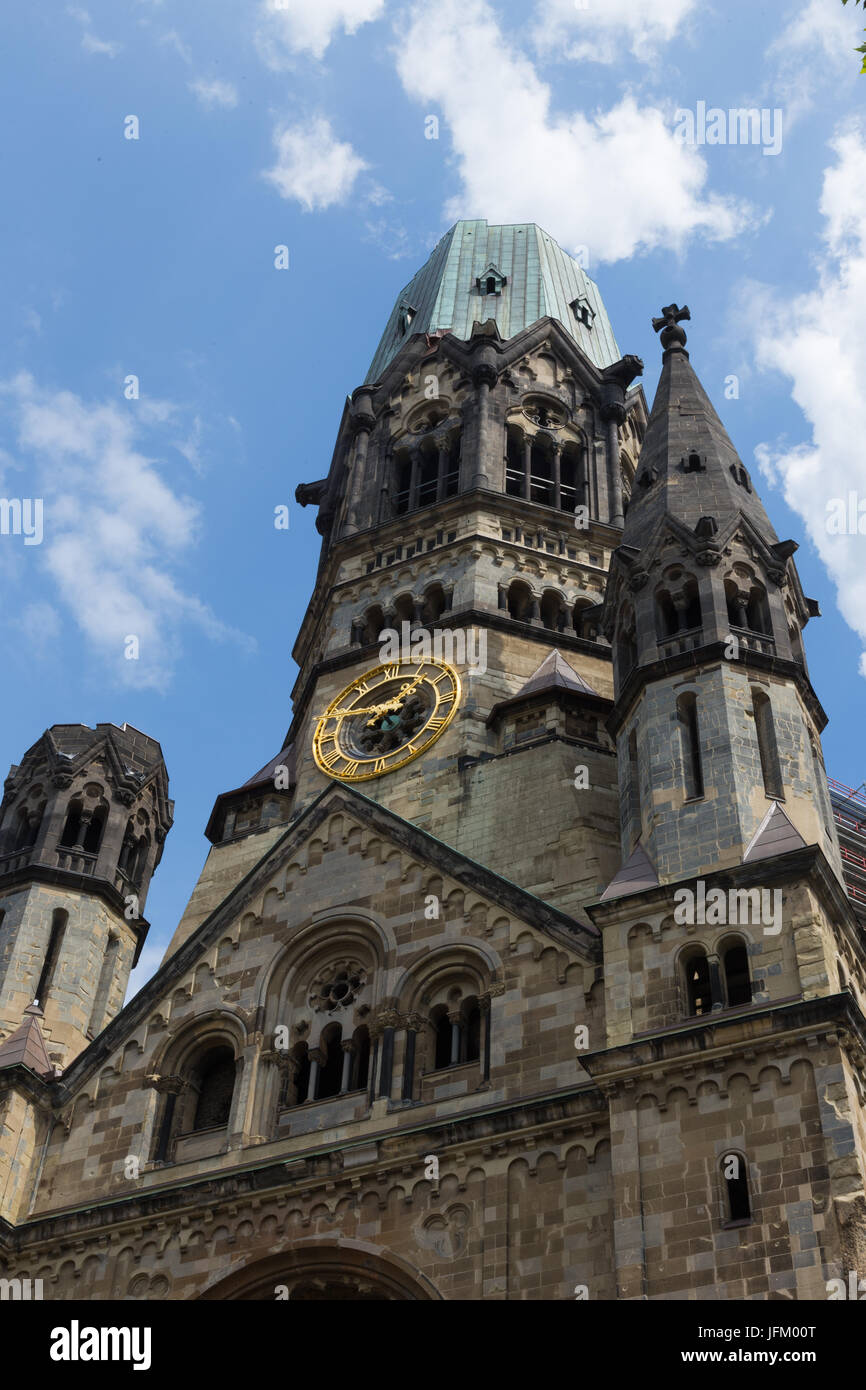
[652,303,691,352]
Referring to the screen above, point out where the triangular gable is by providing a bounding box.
[518,649,600,698]
[0,1003,54,1079]
[600,841,659,900]
[743,802,806,863]
[57,780,600,1097]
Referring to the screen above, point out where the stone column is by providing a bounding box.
[471,354,497,491]
[707,953,725,1012]
[306,1048,324,1102]
[376,1010,400,1099]
[401,1014,424,1102]
[448,1010,462,1066]
[602,404,625,528]
[523,436,532,502]
[479,993,492,1083]
[339,1041,354,1094]
[408,447,420,513]
[436,438,449,502]
[552,441,562,511]
[343,390,376,536]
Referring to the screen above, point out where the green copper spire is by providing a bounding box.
[366,219,622,383]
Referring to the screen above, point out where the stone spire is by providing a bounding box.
[622,304,778,547]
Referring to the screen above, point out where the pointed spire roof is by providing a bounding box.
[600,841,659,899]
[623,305,777,547]
[517,649,601,699]
[743,801,806,863]
[0,1003,54,1079]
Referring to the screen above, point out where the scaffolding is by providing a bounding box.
[828,777,866,914]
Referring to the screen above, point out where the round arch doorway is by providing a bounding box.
[199,1242,440,1301]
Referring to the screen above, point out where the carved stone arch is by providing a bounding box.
[255,908,396,1024]
[198,1240,441,1301]
[396,939,501,1016]
[156,1007,247,1076]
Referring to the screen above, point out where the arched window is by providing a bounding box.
[529,437,554,506]
[540,590,566,632]
[317,1023,344,1101]
[393,593,415,626]
[421,584,446,623]
[417,438,439,508]
[36,908,68,1007]
[752,690,783,799]
[392,451,412,516]
[89,934,119,1037]
[721,1153,751,1222]
[361,605,385,646]
[462,997,481,1063]
[59,802,82,848]
[655,589,679,638]
[351,1026,370,1091]
[677,692,704,800]
[443,433,460,498]
[789,624,805,666]
[745,585,771,635]
[432,1005,453,1070]
[506,427,524,498]
[560,442,583,515]
[682,948,711,1016]
[191,1047,236,1131]
[288,1042,310,1106]
[721,938,751,1007]
[627,729,640,844]
[573,598,597,640]
[82,806,106,855]
[507,580,533,622]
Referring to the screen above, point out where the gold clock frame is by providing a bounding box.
[312,658,461,783]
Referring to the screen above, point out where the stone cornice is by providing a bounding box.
[0,1080,607,1253]
[606,640,829,737]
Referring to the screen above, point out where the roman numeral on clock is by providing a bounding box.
[342,761,360,777]
[374,758,387,774]
[319,748,340,768]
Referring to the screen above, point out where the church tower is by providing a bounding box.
[0,723,172,1068]
[168,219,648,955]
[4,228,866,1304]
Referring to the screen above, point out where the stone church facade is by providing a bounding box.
[1,220,865,1301]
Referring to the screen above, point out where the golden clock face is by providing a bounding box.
[312,659,461,782]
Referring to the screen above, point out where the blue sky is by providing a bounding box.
[1,0,865,994]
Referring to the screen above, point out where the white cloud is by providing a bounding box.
[256,0,385,63]
[262,117,367,211]
[766,0,862,123]
[751,123,866,679]
[189,78,238,110]
[67,6,121,57]
[393,0,755,265]
[0,375,253,691]
[532,0,696,65]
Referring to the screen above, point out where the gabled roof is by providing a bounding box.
[488,649,609,726]
[204,745,296,842]
[600,841,659,900]
[743,802,807,863]
[0,1003,54,1079]
[518,649,600,698]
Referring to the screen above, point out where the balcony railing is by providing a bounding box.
[728,624,775,656]
[56,847,97,875]
[657,625,703,658]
